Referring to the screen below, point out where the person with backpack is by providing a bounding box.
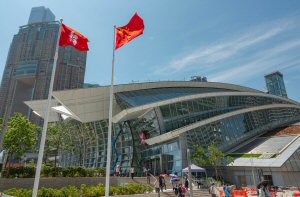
[154,177,161,197]
[209,183,218,197]
[158,175,166,192]
[178,183,187,197]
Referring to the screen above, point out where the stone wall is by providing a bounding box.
[0,176,160,192]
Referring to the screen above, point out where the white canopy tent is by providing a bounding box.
[182,164,208,187]
[182,164,206,173]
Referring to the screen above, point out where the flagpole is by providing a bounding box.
[105,25,116,197]
[32,18,63,197]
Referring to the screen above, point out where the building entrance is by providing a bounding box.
[145,157,161,176]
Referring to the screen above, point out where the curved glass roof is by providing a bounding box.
[115,87,237,108]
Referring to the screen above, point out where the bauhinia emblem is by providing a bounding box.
[69,31,78,45]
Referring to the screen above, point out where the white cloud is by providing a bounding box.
[154,16,296,76]
[208,39,300,82]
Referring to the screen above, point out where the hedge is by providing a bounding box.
[1,166,106,178]
[3,183,153,197]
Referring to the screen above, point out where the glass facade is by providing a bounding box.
[265,71,287,97]
[0,18,87,128]
[60,120,134,173]
[60,85,300,178]
[159,95,292,133]
[28,6,55,25]
[115,87,237,108]
[15,63,37,76]
[280,147,300,186]
[185,107,300,151]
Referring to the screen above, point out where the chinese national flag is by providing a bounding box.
[59,23,89,51]
[115,13,144,50]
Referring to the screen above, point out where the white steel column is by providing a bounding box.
[187,149,194,197]
[32,19,63,197]
[105,25,116,197]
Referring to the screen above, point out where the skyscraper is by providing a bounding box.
[264,71,288,97]
[28,6,55,24]
[0,7,87,145]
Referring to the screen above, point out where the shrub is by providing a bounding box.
[1,166,107,178]
[85,168,95,177]
[62,166,76,177]
[1,166,36,178]
[3,184,153,197]
[50,167,63,177]
[20,166,36,178]
[75,166,87,177]
[42,165,52,177]
[4,188,32,197]
[95,167,106,177]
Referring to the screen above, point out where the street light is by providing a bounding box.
[250,152,256,186]
[187,149,194,197]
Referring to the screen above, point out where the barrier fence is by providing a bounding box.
[218,187,300,197]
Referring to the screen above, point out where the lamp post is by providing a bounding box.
[250,152,256,186]
[187,149,193,197]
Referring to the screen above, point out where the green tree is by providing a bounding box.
[3,113,40,168]
[192,144,233,181]
[192,144,209,167]
[45,120,76,167]
[207,144,224,180]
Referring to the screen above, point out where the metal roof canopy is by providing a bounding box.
[24,81,299,123]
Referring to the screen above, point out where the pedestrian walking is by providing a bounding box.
[130,167,134,179]
[146,168,151,184]
[178,183,187,197]
[163,176,166,190]
[184,177,189,190]
[224,184,231,197]
[258,184,266,197]
[154,177,161,197]
[158,175,165,192]
[209,183,218,197]
[174,184,179,196]
[115,165,120,176]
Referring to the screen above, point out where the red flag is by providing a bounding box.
[115,13,144,50]
[59,23,89,51]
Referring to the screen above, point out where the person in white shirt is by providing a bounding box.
[130,167,134,179]
[258,184,266,197]
[154,178,160,197]
[209,183,218,197]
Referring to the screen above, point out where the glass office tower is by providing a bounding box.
[265,71,288,97]
[27,6,55,24]
[0,7,87,146]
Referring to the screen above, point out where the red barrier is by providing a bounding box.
[233,190,248,197]
[250,187,257,196]
[294,193,300,197]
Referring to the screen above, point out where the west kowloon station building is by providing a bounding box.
[26,81,300,187]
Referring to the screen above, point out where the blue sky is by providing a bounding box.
[0,0,300,101]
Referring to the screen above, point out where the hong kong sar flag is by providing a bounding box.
[59,23,89,51]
